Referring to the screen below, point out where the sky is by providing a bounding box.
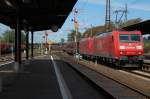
[0,0,150,43]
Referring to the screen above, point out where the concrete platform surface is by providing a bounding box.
[0,57,62,99]
[0,55,111,99]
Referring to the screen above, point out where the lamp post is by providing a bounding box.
[72,19,79,58]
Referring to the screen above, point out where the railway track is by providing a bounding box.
[0,54,14,63]
[0,52,47,64]
[122,60,150,79]
[142,62,150,71]
[80,58,150,78]
[124,70,150,79]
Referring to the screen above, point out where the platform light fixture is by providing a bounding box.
[22,0,31,4]
[23,19,28,24]
[51,25,58,32]
[29,26,33,31]
[5,0,13,7]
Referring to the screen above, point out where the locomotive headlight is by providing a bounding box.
[120,46,125,50]
[136,46,142,49]
[138,52,142,54]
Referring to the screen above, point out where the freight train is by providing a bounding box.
[0,43,26,54]
[63,30,144,68]
[63,42,76,55]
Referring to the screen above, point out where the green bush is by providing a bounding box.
[144,40,150,54]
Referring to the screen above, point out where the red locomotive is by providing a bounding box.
[79,30,144,67]
[79,37,94,57]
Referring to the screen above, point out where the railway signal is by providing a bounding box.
[72,8,80,58]
[36,31,54,54]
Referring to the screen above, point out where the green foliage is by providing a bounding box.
[83,22,115,37]
[121,18,142,27]
[2,30,15,43]
[60,38,65,44]
[82,18,142,38]
[67,30,82,42]
[1,29,26,43]
[83,25,105,37]
[144,40,150,53]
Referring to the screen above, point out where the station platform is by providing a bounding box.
[0,55,109,99]
[0,56,62,99]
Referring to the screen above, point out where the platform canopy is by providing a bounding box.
[0,0,77,31]
[123,20,150,35]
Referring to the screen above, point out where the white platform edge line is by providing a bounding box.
[51,56,73,99]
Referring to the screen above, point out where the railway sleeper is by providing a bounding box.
[113,60,143,69]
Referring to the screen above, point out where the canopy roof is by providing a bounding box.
[123,20,150,34]
[0,0,77,31]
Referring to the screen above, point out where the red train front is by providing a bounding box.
[108,31,144,67]
[79,30,144,68]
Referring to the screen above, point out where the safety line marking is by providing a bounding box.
[51,56,73,99]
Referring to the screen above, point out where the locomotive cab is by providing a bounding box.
[116,31,144,67]
[79,30,144,68]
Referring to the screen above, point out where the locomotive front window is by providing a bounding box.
[120,34,129,42]
[131,34,140,42]
[120,34,141,42]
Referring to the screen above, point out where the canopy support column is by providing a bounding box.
[14,15,22,72]
[15,15,21,64]
[31,31,34,58]
[26,31,29,60]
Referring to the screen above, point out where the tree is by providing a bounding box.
[2,29,26,43]
[82,22,115,37]
[83,26,106,37]
[67,30,82,42]
[60,38,65,44]
[121,18,142,27]
[82,18,142,38]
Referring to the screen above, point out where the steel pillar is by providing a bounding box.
[31,31,34,58]
[26,31,29,60]
[15,15,21,64]
[0,77,2,93]
[14,15,22,72]
[15,28,17,62]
